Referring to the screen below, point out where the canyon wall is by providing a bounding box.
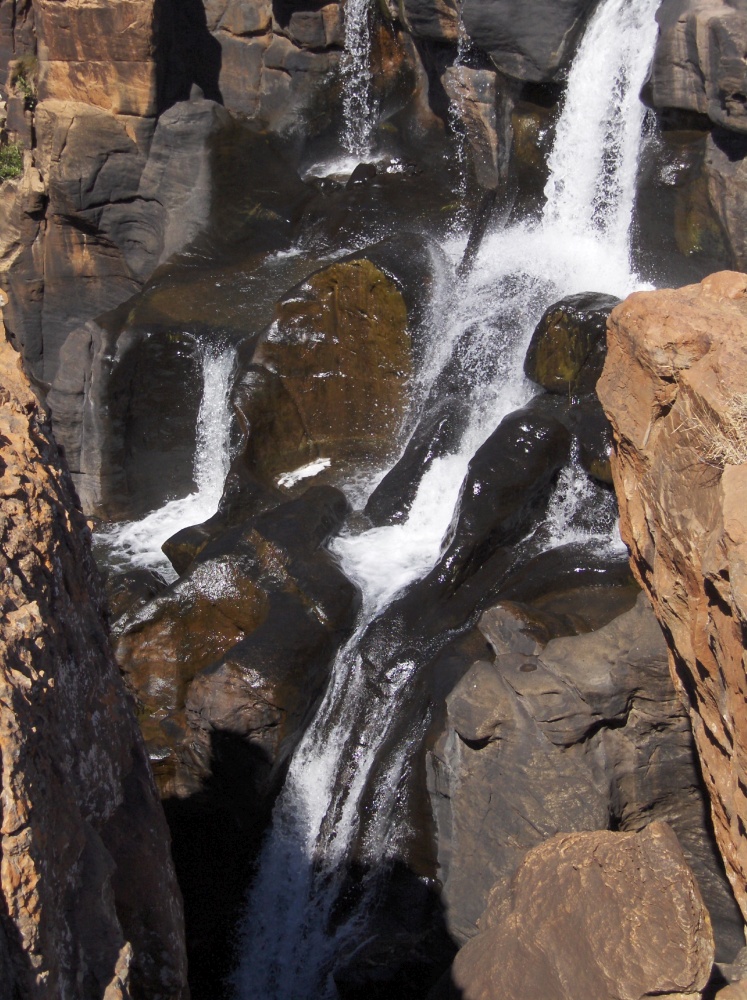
[0,302,188,998]
[598,270,747,922]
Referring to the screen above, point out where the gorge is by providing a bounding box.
[2,0,747,999]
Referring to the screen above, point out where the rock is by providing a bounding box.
[115,484,359,793]
[401,0,459,42]
[234,246,426,491]
[524,291,620,394]
[449,823,714,1000]
[597,270,747,927]
[0,309,188,998]
[704,129,747,271]
[461,0,599,83]
[35,0,159,116]
[442,66,513,190]
[428,593,743,955]
[651,0,747,134]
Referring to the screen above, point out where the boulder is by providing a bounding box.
[0,310,188,998]
[524,291,620,394]
[401,0,459,42]
[651,0,747,134]
[427,593,743,954]
[461,0,600,83]
[235,244,431,491]
[597,270,747,926]
[442,66,513,190]
[449,824,714,1000]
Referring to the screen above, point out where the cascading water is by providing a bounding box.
[98,342,237,583]
[234,0,661,996]
[340,0,377,157]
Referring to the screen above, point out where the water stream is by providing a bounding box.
[97,342,237,582]
[233,0,661,996]
[341,0,376,157]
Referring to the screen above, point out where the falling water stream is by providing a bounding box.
[98,342,237,582]
[233,0,661,996]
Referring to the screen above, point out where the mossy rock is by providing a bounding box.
[524,292,620,394]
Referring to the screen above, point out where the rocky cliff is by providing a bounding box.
[598,271,747,925]
[0,302,188,998]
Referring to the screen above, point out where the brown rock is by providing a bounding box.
[237,255,413,489]
[651,0,747,134]
[450,823,714,1000]
[598,270,747,924]
[704,132,747,272]
[0,309,187,998]
[442,66,507,190]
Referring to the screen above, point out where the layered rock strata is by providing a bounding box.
[598,270,747,924]
[0,308,188,998]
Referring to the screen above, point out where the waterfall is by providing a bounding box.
[341,0,376,157]
[234,1,660,996]
[98,342,237,583]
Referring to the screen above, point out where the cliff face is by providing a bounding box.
[0,305,188,998]
[598,271,747,922]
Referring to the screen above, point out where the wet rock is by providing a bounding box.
[442,66,512,189]
[526,390,614,483]
[234,244,431,492]
[435,404,571,591]
[449,823,714,1000]
[704,129,747,271]
[651,0,747,135]
[462,0,599,83]
[115,484,359,793]
[524,291,620,394]
[401,0,459,42]
[427,593,743,955]
[0,310,187,998]
[598,270,747,927]
[105,566,168,622]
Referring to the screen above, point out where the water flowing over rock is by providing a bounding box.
[598,270,747,925]
[447,823,714,1000]
[0,309,188,998]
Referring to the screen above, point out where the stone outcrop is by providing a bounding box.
[427,592,743,956]
[448,823,714,1000]
[651,0,747,135]
[461,0,599,82]
[598,270,747,926]
[0,309,188,998]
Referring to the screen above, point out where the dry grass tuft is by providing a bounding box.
[680,391,747,469]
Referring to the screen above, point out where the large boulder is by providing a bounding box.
[651,0,747,134]
[0,309,188,998]
[461,0,600,83]
[704,129,747,272]
[234,240,433,492]
[524,292,620,394]
[598,270,747,926]
[449,823,714,1000]
[427,593,743,954]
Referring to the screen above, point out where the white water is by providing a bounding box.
[234,1,660,996]
[341,0,377,157]
[98,343,236,583]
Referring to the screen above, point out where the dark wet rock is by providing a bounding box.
[105,566,169,623]
[233,241,435,493]
[448,824,714,1000]
[525,390,614,483]
[524,291,620,394]
[426,593,743,958]
[401,0,459,42]
[115,483,359,796]
[441,66,514,189]
[435,405,572,592]
[651,0,747,135]
[704,129,747,271]
[462,0,600,83]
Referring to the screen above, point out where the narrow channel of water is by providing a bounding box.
[233,1,661,996]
